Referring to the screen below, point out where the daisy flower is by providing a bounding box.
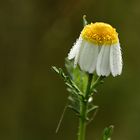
[68,22,122,77]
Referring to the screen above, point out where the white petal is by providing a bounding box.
[68,36,82,60]
[88,45,99,73]
[96,46,110,76]
[78,41,99,73]
[73,38,84,67]
[110,43,122,77]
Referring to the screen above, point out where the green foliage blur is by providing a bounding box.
[0,0,140,140]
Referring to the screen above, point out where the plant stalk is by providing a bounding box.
[78,74,93,140]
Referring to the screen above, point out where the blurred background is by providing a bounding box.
[0,0,140,140]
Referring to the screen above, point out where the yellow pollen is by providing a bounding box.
[81,22,119,45]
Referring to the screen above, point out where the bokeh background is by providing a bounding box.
[0,0,140,140]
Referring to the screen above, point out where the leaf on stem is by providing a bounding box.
[87,105,99,113]
[52,65,83,116]
[68,93,80,115]
[65,58,88,94]
[90,76,105,94]
[52,66,83,96]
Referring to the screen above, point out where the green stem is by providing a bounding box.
[78,101,87,140]
[78,74,93,140]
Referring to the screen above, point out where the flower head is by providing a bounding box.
[81,22,118,45]
[68,22,122,77]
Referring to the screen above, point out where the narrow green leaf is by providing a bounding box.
[52,65,84,97]
[68,105,80,114]
[68,93,80,114]
[102,125,114,140]
[52,66,60,74]
[90,76,105,93]
[87,105,99,113]
[55,105,68,133]
[87,107,98,125]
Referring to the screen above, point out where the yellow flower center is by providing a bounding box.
[81,22,119,45]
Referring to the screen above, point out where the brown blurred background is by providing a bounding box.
[0,0,140,140]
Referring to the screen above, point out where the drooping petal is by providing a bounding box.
[73,37,84,67]
[96,46,110,76]
[78,41,99,73]
[68,36,82,60]
[88,45,99,73]
[110,43,122,77]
